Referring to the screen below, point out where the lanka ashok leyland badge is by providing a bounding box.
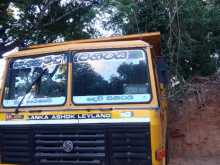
[63,140,74,153]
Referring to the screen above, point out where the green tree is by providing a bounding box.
[0,0,101,56]
[167,0,220,78]
[102,0,220,79]
[0,1,16,54]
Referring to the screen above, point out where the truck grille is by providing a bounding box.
[34,126,106,165]
[0,128,33,164]
[0,124,151,165]
[111,127,150,165]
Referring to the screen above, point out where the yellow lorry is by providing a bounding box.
[0,32,168,165]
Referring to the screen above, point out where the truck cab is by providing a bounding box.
[0,32,168,165]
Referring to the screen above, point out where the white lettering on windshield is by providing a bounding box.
[13,55,64,69]
[74,51,128,62]
[73,94,151,104]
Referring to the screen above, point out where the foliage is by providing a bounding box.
[102,0,220,79]
[0,0,101,56]
[1,0,220,80]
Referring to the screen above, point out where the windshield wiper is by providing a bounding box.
[15,68,48,113]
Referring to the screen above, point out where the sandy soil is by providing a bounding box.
[169,157,220,165]
[168,74,220,165]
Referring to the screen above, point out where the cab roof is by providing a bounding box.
[6,32,160,58]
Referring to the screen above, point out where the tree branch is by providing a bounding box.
[43,5,84,27]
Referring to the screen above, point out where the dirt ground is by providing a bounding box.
[169,157,220,165]
[168,74,220,165]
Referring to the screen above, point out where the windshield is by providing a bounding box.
[72,49,151,104]
[3,54,67,107]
